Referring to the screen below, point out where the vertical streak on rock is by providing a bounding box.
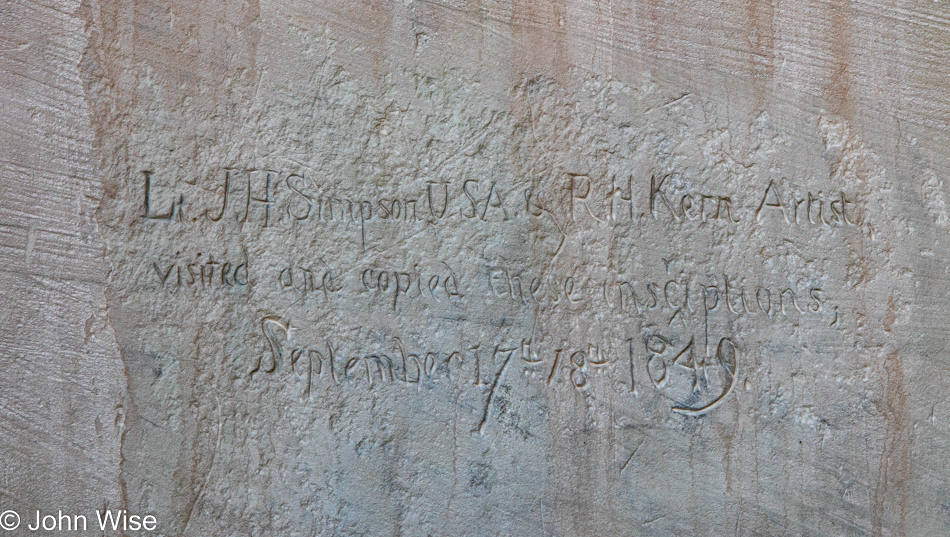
[510,0,570,85]
[746,0,775,111]
[873,346,910,536]
[827,0,854,121]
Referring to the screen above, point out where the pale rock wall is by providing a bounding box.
[1,0,950,535]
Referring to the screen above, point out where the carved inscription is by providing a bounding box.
[139,170,859,245]
[249,317,740,419]
[130,161,858,421]
[150,250,250,289]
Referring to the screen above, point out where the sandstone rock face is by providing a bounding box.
[2,0,949,535]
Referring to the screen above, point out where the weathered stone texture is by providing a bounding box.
[2,0,950,535]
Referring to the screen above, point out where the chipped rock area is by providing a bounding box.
[1,0,949,535]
